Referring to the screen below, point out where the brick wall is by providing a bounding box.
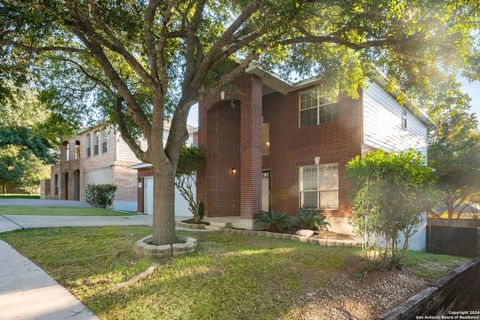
[205,100,241,216]
[198,74,263,218]
[113,162,139,202]
[262,88,363,218]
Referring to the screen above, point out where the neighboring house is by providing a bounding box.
[42,125,141,211]
[130,123,198,217]
[197,65,431,237]
[42,122,197,213]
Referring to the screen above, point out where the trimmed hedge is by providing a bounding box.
[85,183,117,208]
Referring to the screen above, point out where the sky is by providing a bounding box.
[459,78,480,117]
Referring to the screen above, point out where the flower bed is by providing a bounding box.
[222,228,361,248]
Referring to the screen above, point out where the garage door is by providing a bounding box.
[144,177,154,215]
[142,176,194,217]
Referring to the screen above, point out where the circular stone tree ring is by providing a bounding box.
[134,235,197,260]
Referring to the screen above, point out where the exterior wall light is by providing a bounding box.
[230,168,237,175]
[314,156,320,165]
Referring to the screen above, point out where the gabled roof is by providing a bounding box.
[245,63,433,127]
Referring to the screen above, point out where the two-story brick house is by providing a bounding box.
[43,122,199,213]
[43,125,143,211]
[197,65,431,235]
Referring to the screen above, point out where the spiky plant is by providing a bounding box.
[296,208,330,231]
[255,211,292,232]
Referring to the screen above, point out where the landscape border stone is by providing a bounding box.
[175,221,207,229]
[134,235,197,260]
[220,227,361,248]
[380,258,480,319]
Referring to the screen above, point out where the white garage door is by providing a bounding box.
[144,177,154,215]
[143,176,194,218]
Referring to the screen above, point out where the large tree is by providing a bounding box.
[429,106,480,219]
[1,0,479,245]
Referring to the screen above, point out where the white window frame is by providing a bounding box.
[298,88,338,128]
[299,163,339,210]
[101,131,108,153]
[86,134,91,157]
[402,107,408,130]
[93,132,99,155]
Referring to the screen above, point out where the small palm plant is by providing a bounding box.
[296,207,330,231]
[255,211,292,232]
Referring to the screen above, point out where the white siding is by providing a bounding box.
[115,133,143,163]
[363,82,428,157]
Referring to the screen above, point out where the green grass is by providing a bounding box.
[0,194,40,199]
[0,206,133,216]
[403,250,469,281]
[0,227,468,320]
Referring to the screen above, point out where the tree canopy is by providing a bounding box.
[1,0,479,245]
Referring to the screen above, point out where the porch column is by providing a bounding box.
[240,75,263,219]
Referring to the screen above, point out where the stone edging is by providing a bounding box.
[380,258,480,319]
[222,228,361,248]
[176,221,207,229]
[134,235,197,260]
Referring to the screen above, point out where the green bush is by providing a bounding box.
[255,211,292,232]
[85,183,117,208]
[346,149,434,269]
[296,208,330,230]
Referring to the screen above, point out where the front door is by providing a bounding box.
[261,170,270,212]
[144,177,154,215]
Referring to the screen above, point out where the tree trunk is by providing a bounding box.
[447,206,454,219]
[151,162,177,245]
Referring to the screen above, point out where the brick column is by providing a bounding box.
[240,75,263,219]
[197,100,208,210]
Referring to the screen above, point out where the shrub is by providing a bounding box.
[255,211,292,232]
[296,207,330,230]
[85,183,117,208]
[346,149,434,269]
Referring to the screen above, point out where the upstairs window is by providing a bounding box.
[299,163,339,210]
[402,107,408,129]
[101,131,108,153]
[262,123,270,156]
[299,89,338,128]
[75,141,80,159]
[86,134,91,157]
[93,132,99,155]
[63,141,70,161]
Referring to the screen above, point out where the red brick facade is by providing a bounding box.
[198,74,364,221]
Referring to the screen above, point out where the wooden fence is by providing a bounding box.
[427,219,480,257]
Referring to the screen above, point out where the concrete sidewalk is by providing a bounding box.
[1,214,153,230]
[0,199,91,207]
[0,240,98,320]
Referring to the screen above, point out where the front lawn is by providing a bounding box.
[0,193,40,199]
[0,227,468,320]
[0,206,133,216]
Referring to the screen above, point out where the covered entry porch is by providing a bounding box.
[198,73,276,229]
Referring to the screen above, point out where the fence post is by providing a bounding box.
[477,227,480,257]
